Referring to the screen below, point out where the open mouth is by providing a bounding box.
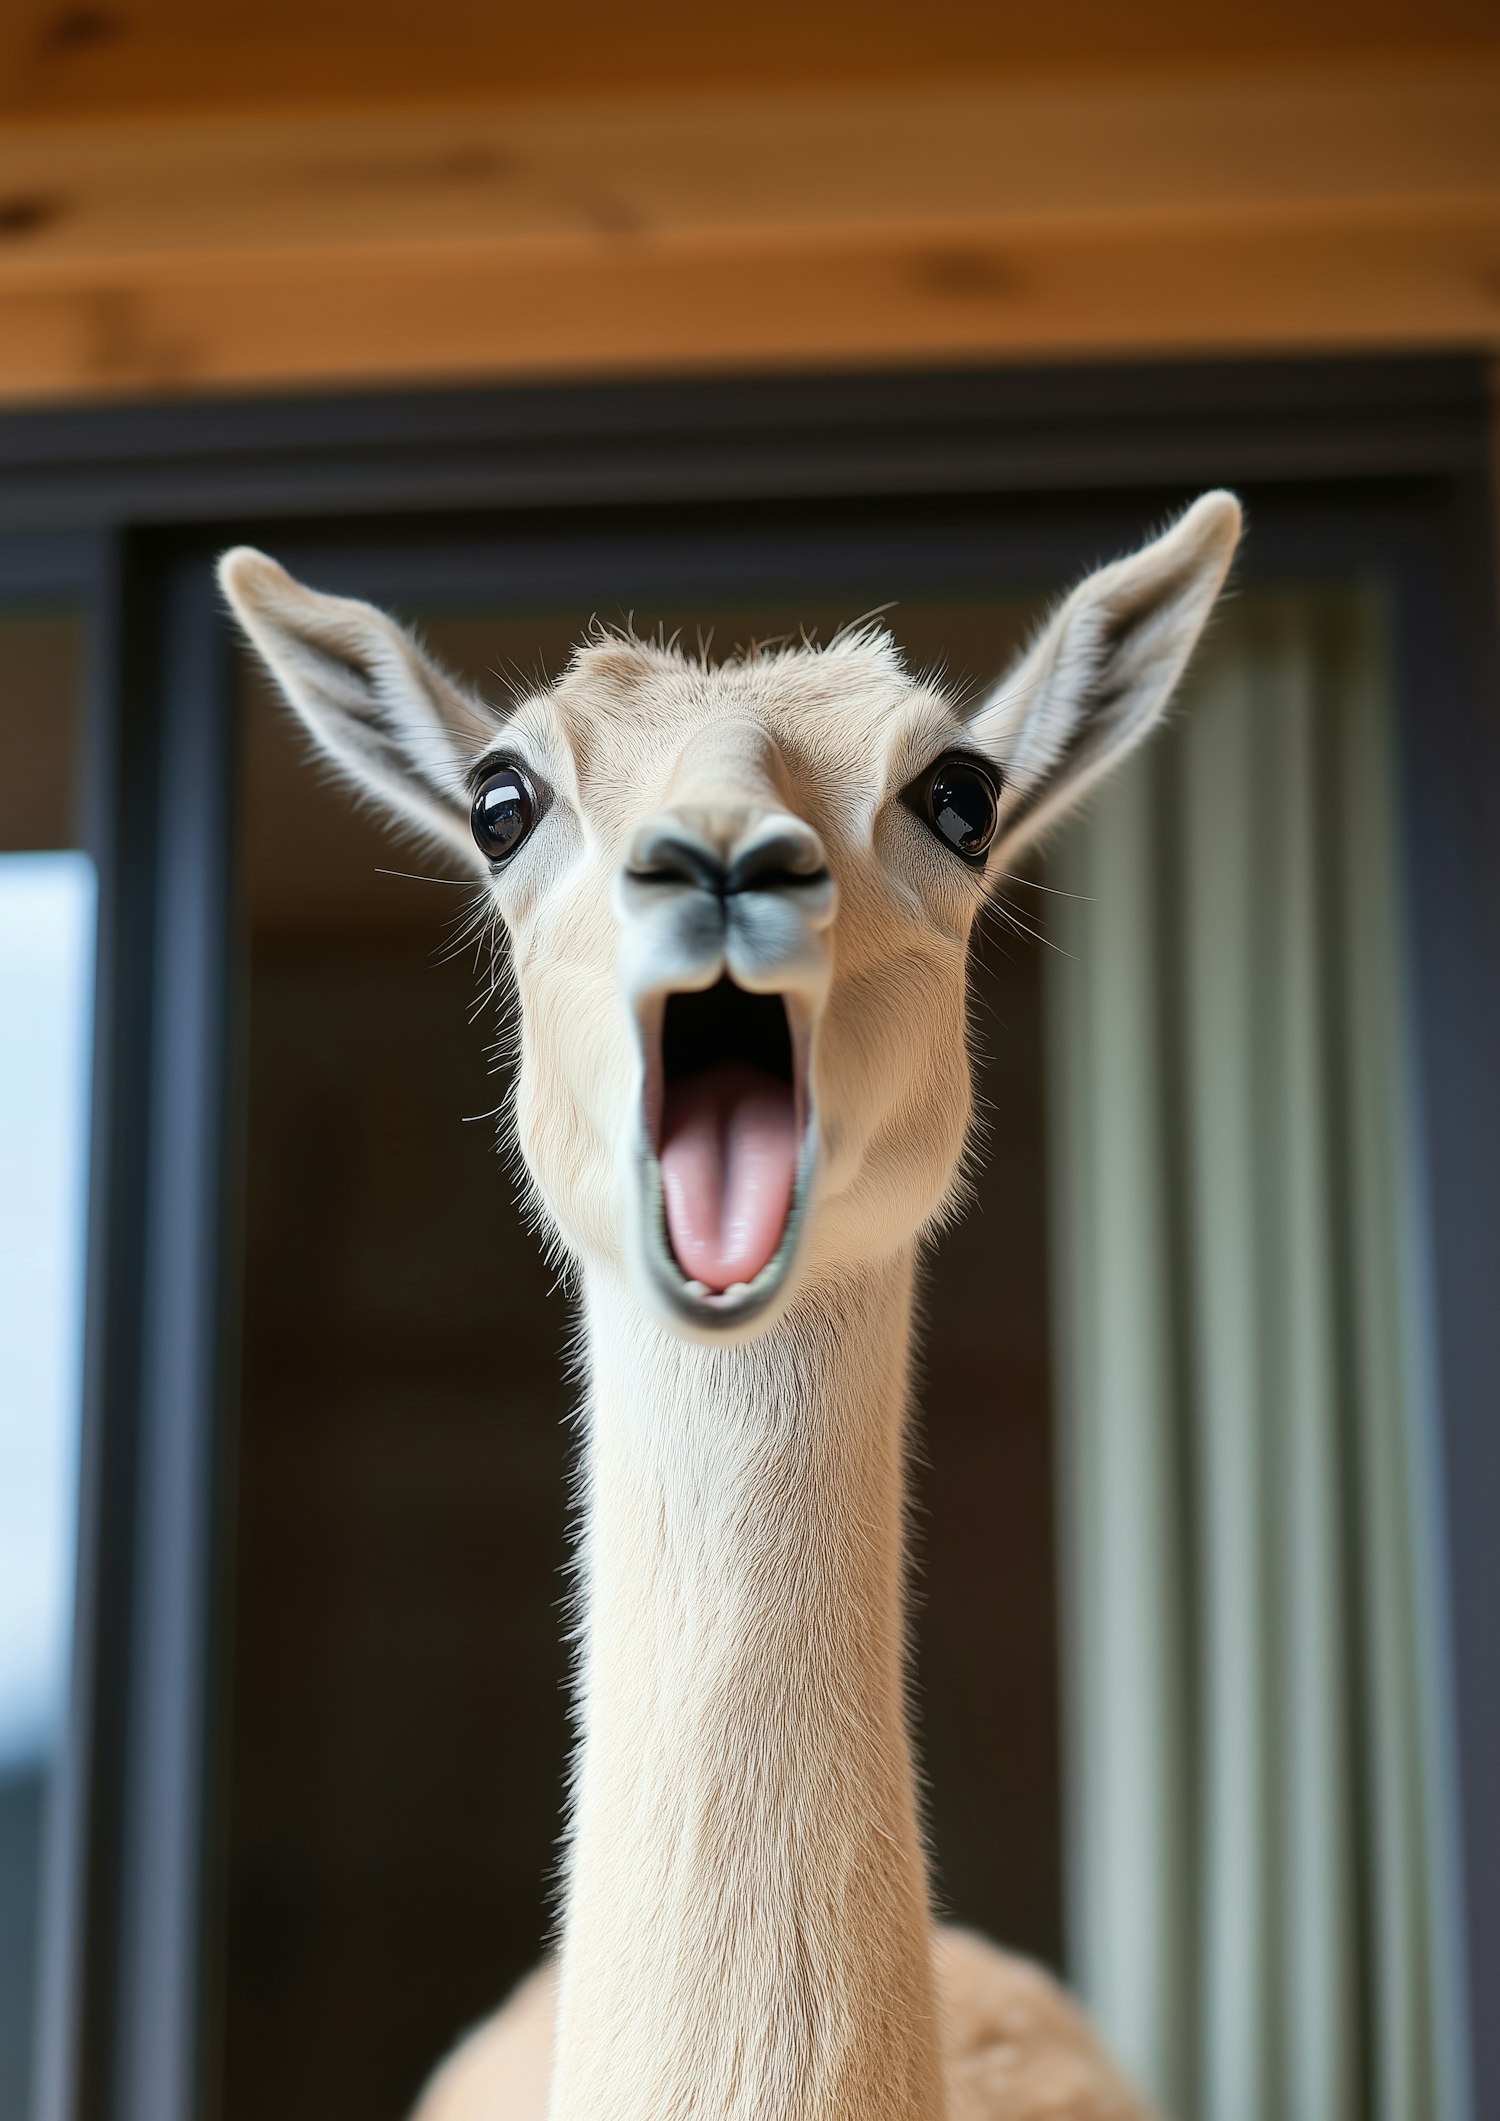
[647,979,811,1313]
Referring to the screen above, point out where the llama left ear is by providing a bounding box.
[218,547,496,868]
[972,490,1242,863]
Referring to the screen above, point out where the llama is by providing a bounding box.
[220,489,1240,2120]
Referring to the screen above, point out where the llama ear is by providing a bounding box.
[218,547,495,868]
[972,491,1242,863]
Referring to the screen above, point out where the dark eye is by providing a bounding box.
[906,753,1002,866]
[470,762,539,865]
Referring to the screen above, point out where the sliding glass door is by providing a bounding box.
[223,538,1062,2118]
[1049,590,1463,2120]
[0,595,94,2121]
[1,357,1491,2121]
[217,520,1462,2120]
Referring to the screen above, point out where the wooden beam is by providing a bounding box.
[3,1,1497,122]
[0,62,1496,401]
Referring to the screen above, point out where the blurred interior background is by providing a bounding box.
[0,6,1497,2121]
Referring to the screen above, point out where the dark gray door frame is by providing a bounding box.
[2,356,1493,2121]
[14,537,239,2121]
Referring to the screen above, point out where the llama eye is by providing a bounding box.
[471,762,539,865]
[906,753,1001,867]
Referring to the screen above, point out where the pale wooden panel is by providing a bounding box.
[0,66,1495,398]
[1,213,1495,402]
[1,0,1496,122]
[2,69,1497,274]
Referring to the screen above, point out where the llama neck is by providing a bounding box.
[548,1253,942,2121]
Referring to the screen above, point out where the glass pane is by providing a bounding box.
[1046,590,1453,2118]
[0,611,92,2121]
[226,583,1057,2118]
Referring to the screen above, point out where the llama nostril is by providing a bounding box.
[627,815,828,898]
[627,823,729,895]
[725,823,829,895]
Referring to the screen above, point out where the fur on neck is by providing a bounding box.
[549,1252,943,2120]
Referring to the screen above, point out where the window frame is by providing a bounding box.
[2,357,1494,2121]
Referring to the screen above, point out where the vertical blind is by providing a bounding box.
[1045,594,1465,2121]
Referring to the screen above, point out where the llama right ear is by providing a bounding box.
[971,490,1242,863]
[218,548,495,868]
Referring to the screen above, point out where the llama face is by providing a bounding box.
[220,491,1239,1340]
[476,634,985,1336]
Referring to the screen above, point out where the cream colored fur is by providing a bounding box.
[417,1931,1146,2121]
[219,491,1241,2120]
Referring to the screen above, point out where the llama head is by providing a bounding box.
[220,492,1239,1340]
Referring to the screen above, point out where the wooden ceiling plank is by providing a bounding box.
[0,215,1494,402]
[0,65,1495,276]
[2,0,1499,122]
[0,61,1494,397]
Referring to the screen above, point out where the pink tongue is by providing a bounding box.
[659,1062,798,1293]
